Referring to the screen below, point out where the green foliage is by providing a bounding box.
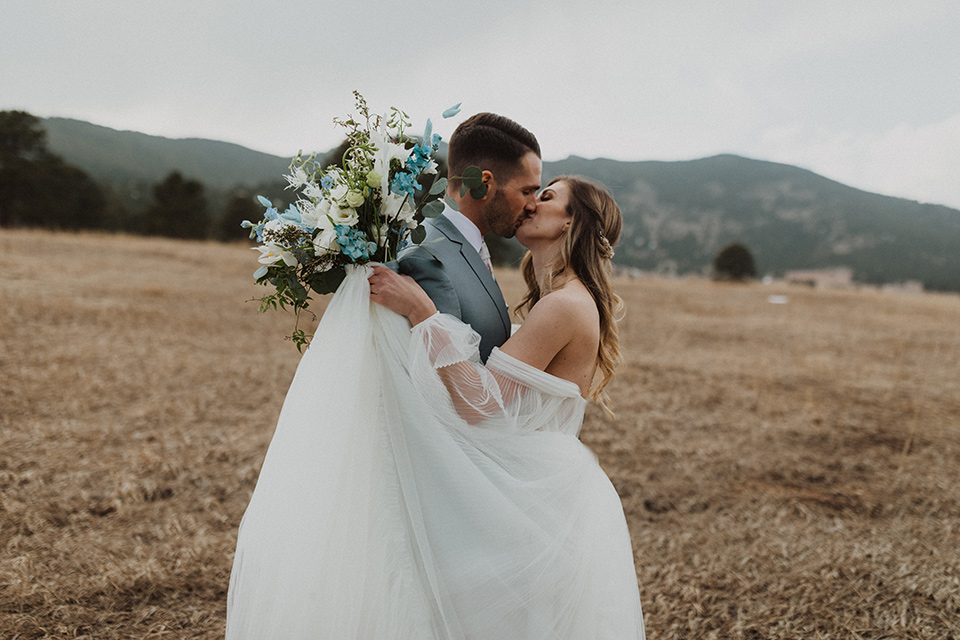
[420,199,444,219]
[0,110,108,229]
[217,193,261,241]
[457,165,488,199]
[34,117,960,291]
[143,172,210,239]
[544,154,960,291]
[712,243,757,281]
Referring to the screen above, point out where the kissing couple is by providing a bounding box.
[226,113,646,639]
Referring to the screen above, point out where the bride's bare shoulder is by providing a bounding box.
[530,279,598,324]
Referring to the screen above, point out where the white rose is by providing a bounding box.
[345,190,365,208]
[331,206,359,227]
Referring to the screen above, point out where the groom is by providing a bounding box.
[397,113,542,362]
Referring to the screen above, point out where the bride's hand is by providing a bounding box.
[368,265,438,325]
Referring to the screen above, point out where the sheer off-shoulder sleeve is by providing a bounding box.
[408,313,584,432]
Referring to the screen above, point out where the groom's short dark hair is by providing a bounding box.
[447,113,540,186]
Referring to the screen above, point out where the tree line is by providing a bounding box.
[0,110,262,241]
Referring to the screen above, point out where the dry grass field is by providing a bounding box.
[2,228,959,639]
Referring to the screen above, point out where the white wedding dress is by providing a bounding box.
[226,266,645,639]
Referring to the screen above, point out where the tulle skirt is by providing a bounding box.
[226,266,645,639]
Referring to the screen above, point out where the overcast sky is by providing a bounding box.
[3,0,959,209]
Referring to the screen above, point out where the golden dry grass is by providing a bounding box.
[2,228,959,639]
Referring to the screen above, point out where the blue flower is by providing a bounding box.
[279,204,302,224]
[391,171,420,199]
[335,225,377,261]
[320,176,334,190]
[240,219,265,241]
[405,144,433,173]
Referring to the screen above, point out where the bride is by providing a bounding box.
[226,176,646,639]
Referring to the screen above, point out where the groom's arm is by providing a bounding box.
[397,253,462,319]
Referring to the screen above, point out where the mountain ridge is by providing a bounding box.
[41,117,960,291]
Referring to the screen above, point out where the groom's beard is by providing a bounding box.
[483,190,521,239]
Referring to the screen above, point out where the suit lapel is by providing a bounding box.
[431,216,512,335]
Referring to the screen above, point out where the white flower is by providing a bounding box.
[331,206,358,227]
[263,218,295,234]
[302,181,323,202]
[285,166,309,190]
[314,198,335,230]
[254,244,298,267]
[298,200,321,230]
[330,183,348,203]
[369,129,411,194]
[313,228,338,257]
[345,190,365,208]
[382,192,416,224]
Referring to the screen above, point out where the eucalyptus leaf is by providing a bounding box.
[410,225,427,244]
[429,177,448,195]
[307,269,346,295]
[461,165,483,188]
[469,183,488,199]
[421,199,444,219]
[444,196,460,211]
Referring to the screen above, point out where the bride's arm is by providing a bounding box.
[369,266,576,424]
[368,266,504,422]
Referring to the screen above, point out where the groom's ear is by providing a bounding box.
[480,170,495,199]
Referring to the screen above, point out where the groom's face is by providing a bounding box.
[483,151,542,238]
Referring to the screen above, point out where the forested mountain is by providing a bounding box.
[41,118,960,291]
[543,155,960,291]
[43,117,291,189]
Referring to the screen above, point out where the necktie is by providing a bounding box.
[478,240,494,277]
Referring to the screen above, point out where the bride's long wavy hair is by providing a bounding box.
[515,176,625,417]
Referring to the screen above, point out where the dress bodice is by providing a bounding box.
[409,313,588,439]
[485,348,587,438]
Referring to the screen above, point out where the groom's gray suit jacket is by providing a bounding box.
[395,213,511,362]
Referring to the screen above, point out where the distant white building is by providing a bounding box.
[784,267,854,289]
[881,280,925,294]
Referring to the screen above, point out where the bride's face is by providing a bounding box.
[516,181,573,249]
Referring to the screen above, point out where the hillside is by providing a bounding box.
[545,155,960,291]
[43,117,291,190]
[41,118,960,291]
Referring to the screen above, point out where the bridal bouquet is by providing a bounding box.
[243,92,476,349]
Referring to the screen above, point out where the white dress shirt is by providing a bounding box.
[441,204,484,255]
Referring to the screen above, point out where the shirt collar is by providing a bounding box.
[441,203,484,252]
